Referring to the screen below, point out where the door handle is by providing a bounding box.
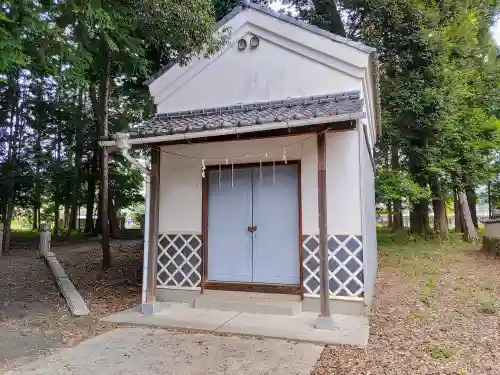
[247,225,257,233]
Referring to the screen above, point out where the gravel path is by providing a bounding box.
[6,327,322,375]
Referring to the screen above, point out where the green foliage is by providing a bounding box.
[428,345,455,360]
[477,294,500,314]
[128,203,145,224]
[376,227,468,272]
[110,156,144,210]
[0,0,226,241]
[331,0,500,231]
[1,0,499,242]
[376,167,431,208]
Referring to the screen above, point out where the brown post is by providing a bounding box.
[317,132,330,317]
[146,147,161,305]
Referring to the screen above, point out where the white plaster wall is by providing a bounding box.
[159,131,363,236]
[362,69,376,149]
[159,135,319,234]
[159,152,201,233]
[326,131,362,234]
[149,5,371,114]
[359,124,377,305]
[155,32,362,113]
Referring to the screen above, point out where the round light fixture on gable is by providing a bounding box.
[250,35,260,48]
[237,38,247,51]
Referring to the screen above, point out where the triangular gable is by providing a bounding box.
[147,2,380,137]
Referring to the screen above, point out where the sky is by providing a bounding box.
[494,20,500,45]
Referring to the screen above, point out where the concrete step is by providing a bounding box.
[193,294,302,316]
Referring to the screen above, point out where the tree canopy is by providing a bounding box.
[0,0,226,264]
[1,0,499,268]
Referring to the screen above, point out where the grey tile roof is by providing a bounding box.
[128,91,363,139]
[144,2,375,86]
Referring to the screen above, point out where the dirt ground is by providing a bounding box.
[0,240,142,372]
[1,234,500,374]
[312,236,500,375]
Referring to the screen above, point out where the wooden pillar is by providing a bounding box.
[146,147,160,305]
[317,132,331,318]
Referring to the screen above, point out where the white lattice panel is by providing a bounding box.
[302,234,364,297]
[157,233,202,289]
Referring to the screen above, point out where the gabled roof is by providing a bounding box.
[144,1,375,86]
[128,91,363,139]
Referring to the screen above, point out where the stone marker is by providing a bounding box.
[39,223,50,258]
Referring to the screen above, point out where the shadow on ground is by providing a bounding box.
[0,241,142,372]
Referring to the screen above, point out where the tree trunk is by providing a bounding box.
[3,195,14,254]
[391,144,403,230]
[108,191,120,238]
[432,198,448,234]
[393,200,404,230]
[98,41,111,269]
[429,176,448,234]
[68,89,84,235]
[84,152,97,234]
[410,199,430,234]
[312,0,346,36]
[33,149,40,230]
[387,201,393,228]
[408,136,429,234]
[32,207,38,231]
[85,85,101,235]
[53,130,61,235]
[454,193,464,233]
[3,72,21,253]
[410,201,430,235]
[64,206,70,230]
[466,187,478,229]
[458,190,479,241]
[33,86,42,231]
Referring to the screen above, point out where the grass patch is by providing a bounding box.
[11,229,39,237]
[410,312,426,319]
[419,276,438,306]
[419,292,432,307]
[477,297,499,315]
[482,279,496,292]
[427,344,455,360]
[426,277,437,290]
[377,227,467,276]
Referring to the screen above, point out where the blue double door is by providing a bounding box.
[207,164,300,285]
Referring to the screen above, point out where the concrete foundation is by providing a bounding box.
[194,294,302,315]
[315,315,336,330]
[156,288,200,304]
[141,302,160,315]
[302,296,368,315]
[102,303,369,346]
[156,288,367,316]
